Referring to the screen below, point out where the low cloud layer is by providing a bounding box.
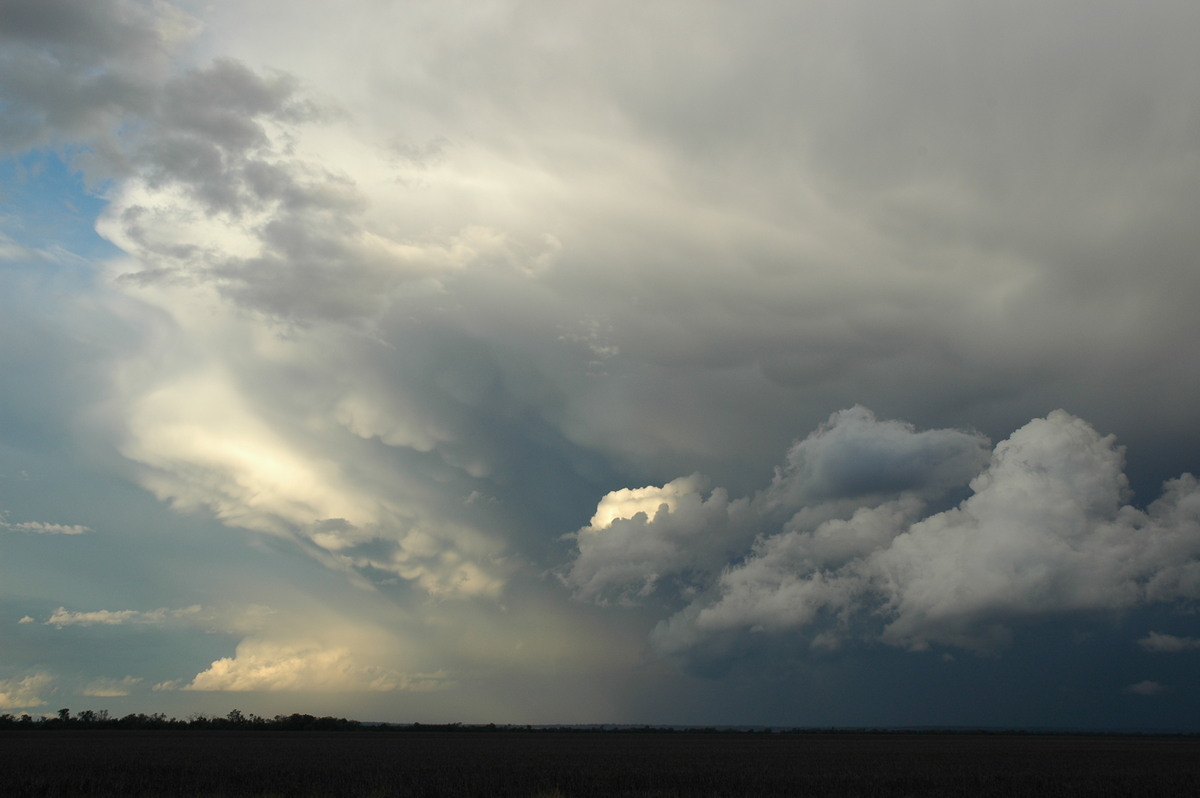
[567,409,1200,659]
[156,608,455,694]
[174,640,449,693]
[42,604,271,633]
[1,520,90,535]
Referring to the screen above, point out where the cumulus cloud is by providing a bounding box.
[565,409,1200,660]
[564,474,754,605]
[1139,632,1200,653]
[0,672,54,710]
[175,639,448,693]
[757,406,991,508]
[563,407,989,605]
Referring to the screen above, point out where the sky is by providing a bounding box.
[2,0,1200,730]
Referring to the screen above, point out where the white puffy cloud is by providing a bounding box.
[0,672,54,710]
[680,498,925,640]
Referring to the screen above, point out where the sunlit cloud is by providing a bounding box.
[0,673,54,710]
[176,640,451,693]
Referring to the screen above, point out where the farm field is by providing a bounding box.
[2,730,1199,796]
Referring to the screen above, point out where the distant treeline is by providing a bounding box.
[0,712,846,734]
[3,711,1189,736]
[0,711,763,733]
[0,708,362,731]
[0,711,874,734]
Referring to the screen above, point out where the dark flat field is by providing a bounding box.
[3,730,1199,796]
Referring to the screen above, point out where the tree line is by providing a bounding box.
[0,708,362,731]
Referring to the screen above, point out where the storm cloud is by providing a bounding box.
[4,0,1200,728]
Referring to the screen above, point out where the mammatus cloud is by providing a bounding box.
[567,409,1200,659]
[1138,632,1200,653]
[0,672,54,710]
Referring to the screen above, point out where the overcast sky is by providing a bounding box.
[3,0,1200,729]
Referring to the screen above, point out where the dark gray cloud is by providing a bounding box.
[0,0,187,156]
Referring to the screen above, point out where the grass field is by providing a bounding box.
[2,730,1198,796]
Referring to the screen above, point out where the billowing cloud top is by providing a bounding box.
[567,409,1200,661]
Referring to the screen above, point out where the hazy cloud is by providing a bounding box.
[81,675,142,697]
[1127,680,1166,697]
[1139,632,1200,653]
[0,672,54,710]
[43,604,272,633]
